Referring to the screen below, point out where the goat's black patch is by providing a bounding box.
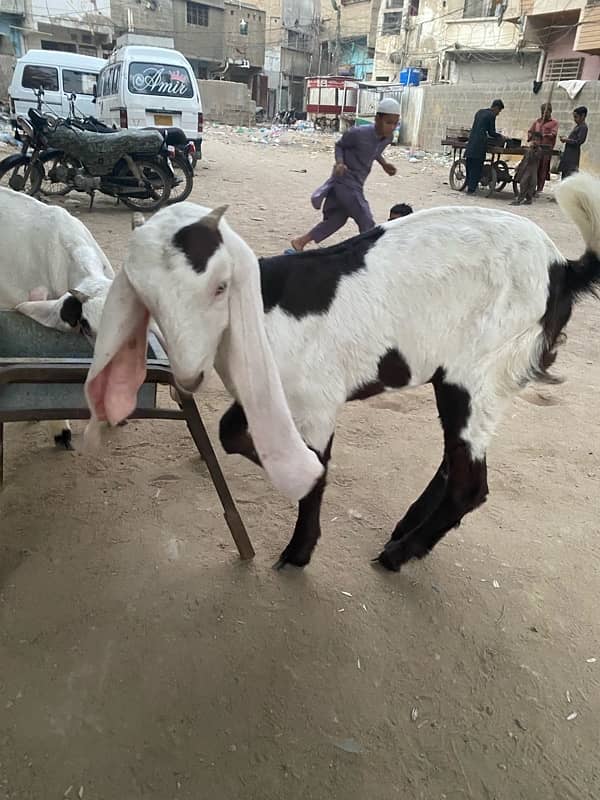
[348,348,411,401]
[538,252,600,380]
[259,226,385,319]
[60,295,83,328]
[432,368,471,447]
[173,219,222,274]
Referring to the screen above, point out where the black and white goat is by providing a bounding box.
[0,188,114,447]
[84,173,600,571]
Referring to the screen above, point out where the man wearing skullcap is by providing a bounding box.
[291,97,400,250]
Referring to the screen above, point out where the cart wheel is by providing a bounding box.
[494,160,510,191]
[449,158,467,191]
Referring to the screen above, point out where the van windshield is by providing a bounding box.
[128,63,194,99]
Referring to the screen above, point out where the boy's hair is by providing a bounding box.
[389,203,414,219]
[574,106,588,117]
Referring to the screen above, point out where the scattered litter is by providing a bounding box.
[586,657,597,664]
[64,788,73,798]
[249,217,264,222]
[566,690,572,704]
[411,707,419,722]
[334,738,362,754]
[341,591,353,598]
[331,516,339,522]
[514,718,527,732]
[361,603,367,611]
[78,788,84,800]
[357,657,361,670]
[566,711,578,721]
[337,608,345,613]
[291,168,307,173]
[492,579,500,589]
[348,509,363,520]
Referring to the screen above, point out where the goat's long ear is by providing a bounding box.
[84,269,149,427]
[16,296,68,330]
[216,223,323,502]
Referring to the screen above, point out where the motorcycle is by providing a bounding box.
[58,96,195,204]
[0,106,173,210]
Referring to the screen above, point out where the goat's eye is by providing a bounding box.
[215,282,228,296]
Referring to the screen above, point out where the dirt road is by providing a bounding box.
[1,128,599,799]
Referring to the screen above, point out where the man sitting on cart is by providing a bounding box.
[464,99,505,194]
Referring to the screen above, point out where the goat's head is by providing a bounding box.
[84,203,323,502]
[16,278,112,343]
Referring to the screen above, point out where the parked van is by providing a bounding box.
[9,50,106,123]
[96,45,203,154]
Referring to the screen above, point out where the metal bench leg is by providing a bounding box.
[179,394,255,560]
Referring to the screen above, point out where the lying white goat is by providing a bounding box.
[0,188,114,447]
[84,174,600,571]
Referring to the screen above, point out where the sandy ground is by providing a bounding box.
[1,128,600,800]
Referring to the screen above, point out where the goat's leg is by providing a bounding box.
[48,420,73,450]
[219,402,261,466]
[378,372,496,571]
[275,436,333,569]
[389,458,448,542]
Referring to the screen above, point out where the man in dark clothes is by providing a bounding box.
[464,99,505,194]
[559,106,588,180]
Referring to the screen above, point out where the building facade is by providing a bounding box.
[373,0,600,84]
[319,0,381,80]
[255,0,320,114]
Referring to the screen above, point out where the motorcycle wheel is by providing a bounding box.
[38,152,73,196]
[0,156,43,195]
[167,153,194,205]
[119,159,172,211]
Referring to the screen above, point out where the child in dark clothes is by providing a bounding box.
[389,203,413,220]
[511,132,543,206]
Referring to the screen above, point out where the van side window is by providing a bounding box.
[111,65,121,95]
[63,69,97,96]
[22,65,59,92]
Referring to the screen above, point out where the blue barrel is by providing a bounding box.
[399,67,420,86]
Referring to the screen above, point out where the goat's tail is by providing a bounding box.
[533,172,600,382]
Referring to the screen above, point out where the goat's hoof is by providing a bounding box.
[273,547,311,570]
[374,550,402,572]
[54,429,74,451]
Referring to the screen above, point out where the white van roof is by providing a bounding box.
[16,49,106,72]
[108,45,192,67]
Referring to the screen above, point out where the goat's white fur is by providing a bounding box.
[0,188,114,444]
[85,174,599,505]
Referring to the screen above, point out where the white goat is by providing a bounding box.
[0,188,114,447]
[84,174,600,571]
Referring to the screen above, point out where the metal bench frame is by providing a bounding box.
[0,356,255,561]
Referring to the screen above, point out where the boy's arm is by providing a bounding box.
[334,127,359,172]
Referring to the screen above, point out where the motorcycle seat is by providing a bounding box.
[44,125,165,176]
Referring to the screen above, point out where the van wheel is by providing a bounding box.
[167,153,194,204]
[119,159,172,211]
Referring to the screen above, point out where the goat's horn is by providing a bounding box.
[203,205,228,229]
[131,212,146,230]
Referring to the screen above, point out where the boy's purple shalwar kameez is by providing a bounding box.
[309,124,393,242]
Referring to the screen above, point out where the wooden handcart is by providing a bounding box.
[442,127,559,197]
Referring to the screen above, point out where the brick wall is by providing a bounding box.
[198,79,256,125]
[401,81,600,175]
